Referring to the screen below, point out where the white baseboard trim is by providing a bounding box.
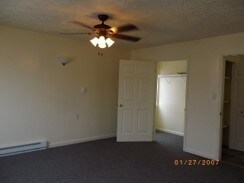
[49,133,116,148]
[183,147,217,160]
[156,128,184,136]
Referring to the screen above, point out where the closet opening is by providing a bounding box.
[155,60,187,146]
[220,55,244,168]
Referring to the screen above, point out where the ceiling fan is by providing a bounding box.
[62,14,141,48]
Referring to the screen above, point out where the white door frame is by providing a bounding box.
[217,52,244,160]
[154,58,190,153]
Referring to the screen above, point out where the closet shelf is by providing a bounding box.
[224,101,231,103]
[225,76,231,79]
[157,74,187,78]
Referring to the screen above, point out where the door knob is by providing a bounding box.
[119,104,124,107]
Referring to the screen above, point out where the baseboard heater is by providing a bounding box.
[0,140,47,157]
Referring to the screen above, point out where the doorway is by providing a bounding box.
[220,54,244,168]
[155,60,187,140]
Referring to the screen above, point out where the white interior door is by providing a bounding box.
[117,60,156,142]
[230,62,244,151]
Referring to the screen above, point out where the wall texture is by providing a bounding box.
[131,32,244,160]
[0,26,130,147]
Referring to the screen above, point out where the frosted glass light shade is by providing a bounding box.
[90,37,99,46]
[98,36,106,48]
[106,37,114,47]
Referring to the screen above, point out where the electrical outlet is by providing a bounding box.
[76,114,79,120]
[80,87,87,94]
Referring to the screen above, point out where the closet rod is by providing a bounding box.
[158,74,187,78]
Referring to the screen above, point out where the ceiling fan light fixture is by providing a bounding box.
[90,36,115,48]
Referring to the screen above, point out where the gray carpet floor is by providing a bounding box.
[222,146,244,168]
[0,132,243,183]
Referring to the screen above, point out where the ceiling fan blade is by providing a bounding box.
[115,24,139,33]
[70,21,94,30]
[60,32,91,35]
[111,33,141,42]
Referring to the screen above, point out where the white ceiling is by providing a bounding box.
[0,0,244,49]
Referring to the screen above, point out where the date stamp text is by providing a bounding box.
[173,159,219,166]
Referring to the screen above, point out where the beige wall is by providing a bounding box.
[157,60,187,75]
[156,61,187,135]
[131,32,244,160]
[0,26,130,147]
